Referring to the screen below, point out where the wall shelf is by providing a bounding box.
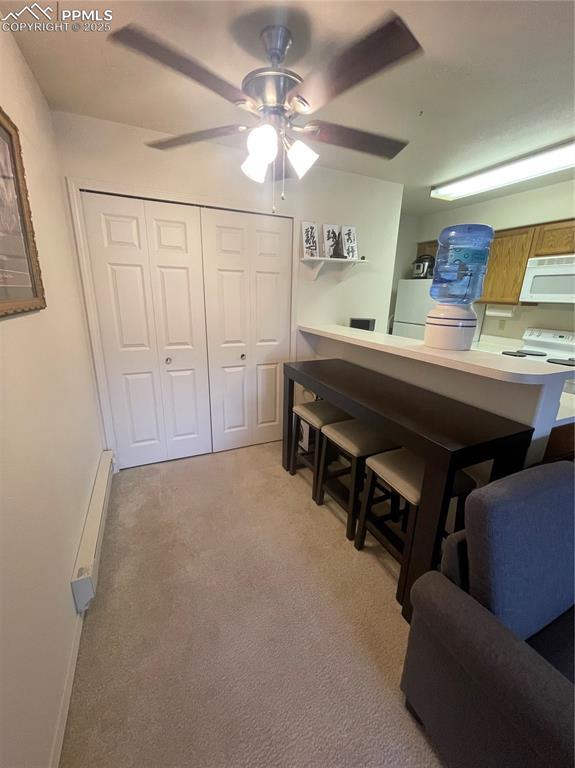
[300,257,368,281]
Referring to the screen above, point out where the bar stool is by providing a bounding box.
[316,420,398,540]
[289,400,349,501]
[355,448,476,586]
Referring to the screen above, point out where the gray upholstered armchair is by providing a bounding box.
[401,460,574,768]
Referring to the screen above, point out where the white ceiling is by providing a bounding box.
[10,0,575,214]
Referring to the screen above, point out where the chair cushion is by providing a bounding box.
[293,400,348,430]
[366,448,476,506]
[321,419,397,458]
[466,461,575,640]
[527,606,574,683]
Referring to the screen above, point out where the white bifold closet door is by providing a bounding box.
[82,192,212,468]
[201,208,292,452]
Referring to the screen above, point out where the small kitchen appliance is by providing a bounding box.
[412,254,435,278]
[519,254,575,303]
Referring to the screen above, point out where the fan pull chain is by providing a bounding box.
[272,154,276,214]
[281,143,286,202]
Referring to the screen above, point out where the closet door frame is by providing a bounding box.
[67,177,295,467]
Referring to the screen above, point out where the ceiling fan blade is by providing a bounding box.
[304,120,407,159]
[110,25,253,108]
[147,124,248,151]
[288,14,421,114]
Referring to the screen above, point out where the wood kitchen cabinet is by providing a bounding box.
[479,226,536,304]
[530,219,575,257]
[416,219,575,306]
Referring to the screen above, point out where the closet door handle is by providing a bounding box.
[165,357,172,365]
[240,354,246,360]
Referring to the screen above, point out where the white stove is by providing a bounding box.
[501,328,575,366]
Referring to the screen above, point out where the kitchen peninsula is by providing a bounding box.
[298,324,575,463]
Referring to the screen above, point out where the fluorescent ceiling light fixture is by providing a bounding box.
[430,142,575,201]
[287,139,319,179]
[241,153,268,183]
[246,124,278,164]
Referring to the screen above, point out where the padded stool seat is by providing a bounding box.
[321,419,397,458]
[367,449,476,506]
[356,448,477,586]
[292,400,348,430]
[316,419,398,540]
[289,399,350,502]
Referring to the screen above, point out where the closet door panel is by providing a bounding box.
[82,192,167,468]
[202,208,292,451]
[250,215,292,445]
[201,208,252,451]
[145,201,212,459]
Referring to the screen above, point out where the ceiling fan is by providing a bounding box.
[109,13,422,183]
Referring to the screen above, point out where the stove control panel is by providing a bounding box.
[523,328,575,345]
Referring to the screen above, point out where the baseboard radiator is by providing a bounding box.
[71,450,114,613]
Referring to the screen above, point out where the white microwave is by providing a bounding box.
[520,254,575,303]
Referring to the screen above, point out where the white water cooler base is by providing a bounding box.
[424,304,477,351]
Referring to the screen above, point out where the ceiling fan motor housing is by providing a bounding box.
[241,67,302,113]
[239,25,309,115]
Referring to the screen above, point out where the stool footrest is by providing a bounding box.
[365,514,406,562]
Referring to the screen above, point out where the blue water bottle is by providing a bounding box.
[424,224,494,350]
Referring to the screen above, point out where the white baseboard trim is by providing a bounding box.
[49,449,114,767]
[48,613,83,768]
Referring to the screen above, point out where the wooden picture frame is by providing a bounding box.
[0,106,45,317]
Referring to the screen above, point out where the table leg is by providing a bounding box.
[282,372,294,471]
[399,460,455,622]
[490,434,532,481]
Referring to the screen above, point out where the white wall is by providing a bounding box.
[417,179,575,339]
[52,111,404,342]
[388,213,419,329]
[0,35,102,768]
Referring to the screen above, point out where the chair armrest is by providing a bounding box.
[405,572,573,767]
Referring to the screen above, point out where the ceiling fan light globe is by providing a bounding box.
[246,124,278,164]
[287,140,319,179]
[241,153,268,183]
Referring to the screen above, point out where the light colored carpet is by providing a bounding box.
[60,442,442,768]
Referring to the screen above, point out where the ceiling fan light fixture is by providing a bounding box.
[241,153,268,183]
[246,123,278,164]
[287,139,319,179]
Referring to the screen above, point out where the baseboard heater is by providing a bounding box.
[71,450,113,614]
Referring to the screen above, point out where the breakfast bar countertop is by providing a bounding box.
[299,324,575,385]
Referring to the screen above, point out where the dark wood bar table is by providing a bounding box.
[282,359,534,621]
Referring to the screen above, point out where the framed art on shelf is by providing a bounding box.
[323,224,342,258]
[302,221,319,258]
[342,226,359,260]
[0,106,45,318]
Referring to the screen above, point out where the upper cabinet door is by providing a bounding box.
[479,227,536,304]
[82,192,168,468]
[530,219,575,257]
[145,201,212,460]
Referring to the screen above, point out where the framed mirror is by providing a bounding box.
[0,106,45,317]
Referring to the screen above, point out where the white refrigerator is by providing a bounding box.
[392,278,486,340]
[392,279,436,339]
